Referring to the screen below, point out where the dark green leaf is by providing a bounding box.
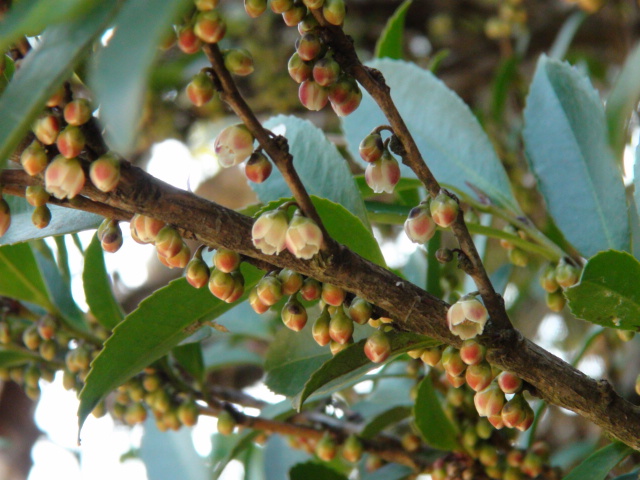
[566,250,640,330]
[83,234,123,329]
[211,431,260,480]
[342,59,519,212]
[77,264,263,432]
[215,301,273,341]
[359,405,411,439]
[612,471,639,480]
[294,332,440,410]
[264,435,310,480]
[139,416,208,480]
[202,341,263,371]
[255,116,368,225]
[0,349,40,368]
[240,443,266,480]
[90,0,196,155]
[562,442,633,480]
[0,243,52,310]
[414,376,460,451]
[361,463,413,480]
[1,197,102,246]
[523,55,629,258]
[374,0,412,60]
[606,43,640,160]
[289,462,348,480]
[172,342,205,384]
[0,1,117,171]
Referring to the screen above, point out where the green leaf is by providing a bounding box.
[374,0,412,60]
[211,431,260,480]
[342,59,519,212]
[289,462,348,480]
[264,435,310,480]
[606,43,640,160]
[0,243,52,310]
[139,416,208,480]
[562,442,633,480]
[294,332,440,410]
[83,234,124,329]
[77,264,263,432]
[0,1,117,171]
[0,349,40,368]
[361,463,414,480]
[612,471,639,480]
[565,250,640,330]
[89,0,193,155]
[172,342,204,384]
[202,341,263,371]
[256,116,368,225]
[359,405,411,439]
[215,300,273,341]
[414,376,460,451]
[522,55,629,258]
[0,197,103,246]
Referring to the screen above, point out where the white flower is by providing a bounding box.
[447,296,488,340]
[364,150,400,194]
[252,209,288,255]
[214,124,254,168]
[44,155,85,199]
[285,211,323,259]
[404,204,436,244]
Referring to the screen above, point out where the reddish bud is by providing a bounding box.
[177,399,200,427]
[322,0,345,25]
[33,115,60,145]
[195,0,219,10]
[214,248,241,273]
[348,297,372,325]
[217,410,237,435]
[501,393,528,428]
[155,226,183,259]
[331,89,362,117]
[245,151,273,183]
[313,56,340,87]
[98,218,123,253]
[329,306,353,344]
[365,150,400,194]
[223,48,254,76]
[285,210,323,259]
[515,402,535,432]
[0,199,10,237]
[282,296,308,331]
[364,330,391,363]
[430,191,459,228]
[256,275,283,306]
[130,214,165,244]
[282,2,306,26]
[342,434,363,463]
[465,361,493,392]
[555,262,579,289]
[321,283,345,306]
[300,277,321,301]
[177,26,202,54]
[63,99,92,126]
[446,372,466,388]
[521,452,543,477]
[187,71,215,107]
[460,338,486,365]
[186,257,210,289]
[278,268,303,295]
[37,316,57,341]
[56,125,85,159]
[244,0,268,17]
[249,288,270,314]
[497,371,522,394]
[487,414,505,429]
[215,123,255,168]
[441,346,466,377]
[404,203,436,244]
[209,269,244,303]
[44,155,85,199]
[32,205,51,229]
[23,325,41,350]
[296,32,323,61]
[20,141,49,176]
[420,346,442,367]
[359,133,384,164]
[288,52,312,84]
[90,152,121,192]
[298,13,319,34]
[194,10,227,44]
[506,449,525,467]
[298,80,328,111]
[252,208,288,255]
[312,306,331,346]
[316,433,337,461]
[328,75,355,105]
[46,86,65,108]
[474,383,505,417]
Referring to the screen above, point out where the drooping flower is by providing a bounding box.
[214,124,254,168]
[285,210,323,259]
[44,155,85,200]
[447,295,488,340]
[365,150,400,194]
[252,209,288,255]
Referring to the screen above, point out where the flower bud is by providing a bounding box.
[209,269,244,303]
[217,410,237,435]
[223,48,254,76]
[46,86,65,108]
[32,205,51,229]
[555,262,579,289]
[252,208,288,255]
[155,226,183,259]
[98,218,123,253]
[90,152,121,192]
[249,287,270,314]
[187,71,215,107]
[288,52,312,84]
[56,125,85,159]
[269,0,294,13]
[177,25,202,54]
[194,10,226,44]
[474,382,505,417]
[0,199,10,237]
[186,257,210,288]
[401,433,421,452]
[63,99,92,126]
[33,114,60,145]
[177,399,199,427]
[364,330,391,363]
[540,264,559,292]
[244,151,273,183]
[476,417,493,440]
[44,155,85,199]
[435,247,453,264]
[282,296,308,331]
[322,0,345,25]
[508,247,528,267]
[256,274,283,306]
[441,345,466,377]
[365,150,400,194]
[465,361,493,392]
[244,0,268,17]
[215,124,255,168]
[195,0,219,10]
[26,185,50,207]
[404,203,436,244]
[285,210,323,259]
[501,393,528,428]
[316,432,337,461]
[342,434,363,463]
[430,191,459,228]
[300,277,321,301]
[298,80,328,111]
[521,452,543,477]
[460,338,486,365]
[329,306,353,344]
[515,403,534,431]
[302,0,324,8]
[313,56,340,87]
[328,75,355,104]
[39,339,57,361]
[298,13,319,34]
[282,2,306,26]
[348,297,372,325]
[447,295,488,340]
[130,214,165,244]
[312,306,331,346]
[421,346,442,367]
[446,372,466,388]
[20,141,48,176]
[23,324,41,351]
[321,283,345,306]
[330,86,361,117]
[497,371,522,394]
[296,32,323,61]
[278,268,303,295]
[213,248,241,273]
[359,133,384,163]
[545,290,566,312]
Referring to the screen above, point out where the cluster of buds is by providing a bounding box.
[484,0,528,41]
[358,130,401,194]
[403,191,460,244]
[538,260,580,312]
[251,206,323,260]
[176,0,226,55]
[500,224,529,268]
[213,124,275,184]
[129,214,191,268]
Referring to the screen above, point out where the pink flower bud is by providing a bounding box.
[447,296,488,340]
[313,56,340,87]
[487,414,504,430]
[46,87,65,108]
[445,372,466,388]
[249,288,270,314]
[474,382,505,417]
[497,371,522,394]
[244,151,273,183]
[130,214,165,244]
[56,125,85,159]
[404,204,436,244]
[430,191,459,228]
[282,2,306,26]
[501,393,528,428]
[155,226,183,259]
[209,269,244,303]
[33,114,60,145]
[358,133,382,163]
[296,32,323,62]
[186,71,215,107]
[214,124,255,168]
[269,0,293,14]
[329,307,353,344]
[185,257,210,289]
[177,26,202,54]
[515,402,535,431]
[278,268,303,295]
[194,10,227,44]
[0,199,10,237]
[223,48,254,76]
[312,307,331,346]
[213,248,241,273]
[285,210,323,259]
[441,345,466,377]
[365,151,400,194]
[460,338,486,365]
[364,330,391,363]
[256,275,283,306]
[521,452,543,477]
[328,76,356,105]
[281,296,308,331]
[298,80,328,111]
[244,0,268,17]
[321,283,345,306]
[288,52,312,84]
[347,297,372,325]
[64,99,92,126]
[44,155,85,199]
[89,152,121,193]
[300,277,321,301]
[252,209,288,255]
[20,141,48,176]
[465,361,493,392]
[330,87,362,117]
[166,245,191,269]
[98,219,123,253]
